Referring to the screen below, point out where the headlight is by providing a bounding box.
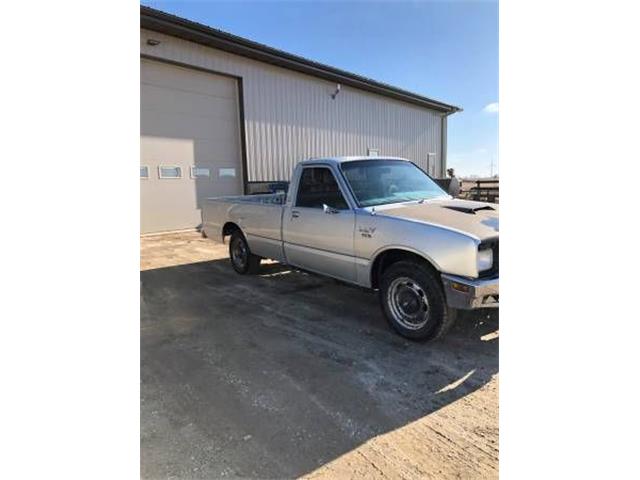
[477,248,493,272]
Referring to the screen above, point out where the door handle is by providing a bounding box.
[291,210,300,218]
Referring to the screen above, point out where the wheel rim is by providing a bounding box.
[387,276,430,330]
[231,237,248,269]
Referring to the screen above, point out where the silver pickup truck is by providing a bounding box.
[202,156,498,341]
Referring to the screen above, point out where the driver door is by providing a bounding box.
[283,166,356,282]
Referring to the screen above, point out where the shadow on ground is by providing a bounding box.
[141,258,498,479]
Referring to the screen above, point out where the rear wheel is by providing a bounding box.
[229,230,261,274]
[379,260,455,341]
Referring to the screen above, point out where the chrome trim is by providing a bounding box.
[441,273,499,310]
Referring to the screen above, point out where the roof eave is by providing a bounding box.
[140,6,462,114]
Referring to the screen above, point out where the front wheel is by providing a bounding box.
[379,261,455,341]
[229,230,261,274]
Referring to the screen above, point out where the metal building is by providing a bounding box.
[140,6,461,234]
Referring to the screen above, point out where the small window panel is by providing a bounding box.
[190,167,210,179]
[219,168,236,178]
[140,166,149,179]
[158,166,182,179]
[367,148,379,157]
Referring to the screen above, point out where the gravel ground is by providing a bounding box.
[141,232,498,479]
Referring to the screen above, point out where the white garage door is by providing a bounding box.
[140,58,243,234]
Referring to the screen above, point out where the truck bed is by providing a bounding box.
[201,193,286,260]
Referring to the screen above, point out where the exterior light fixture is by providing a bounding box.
[331,83,341,99]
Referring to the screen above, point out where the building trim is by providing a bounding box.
[141,54,250,193]
[141,5,462,114]
[441,115,448,177]
[236,78,250,194]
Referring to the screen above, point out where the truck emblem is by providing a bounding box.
[359,226,376,238]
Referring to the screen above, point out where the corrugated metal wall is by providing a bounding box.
[141,29,445,182]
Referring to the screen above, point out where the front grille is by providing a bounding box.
[479,239,499,279]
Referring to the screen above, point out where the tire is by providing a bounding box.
[229,230,261,274]
[379,260,455,341]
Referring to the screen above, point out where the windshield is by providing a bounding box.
[340,159,449,207]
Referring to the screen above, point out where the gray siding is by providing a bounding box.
[141,29,445,182]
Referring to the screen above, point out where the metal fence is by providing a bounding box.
[459,178,499,203]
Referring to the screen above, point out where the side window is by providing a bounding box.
[296,167,349,210]
[190,166,210,179]
[158,166,182,179]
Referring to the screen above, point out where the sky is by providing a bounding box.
[142,0,498,177]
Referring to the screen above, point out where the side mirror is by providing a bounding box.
[322,204,339,214]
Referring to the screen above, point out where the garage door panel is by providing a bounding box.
[194,140,242,164]
[141,110,240,143]
[141,187,200,232]
[140,138,240,174]
[141,59,243,234]
[141,60,237,99]
[141,136,194,164]
[141,83,238,119]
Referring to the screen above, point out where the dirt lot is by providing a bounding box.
[141,232,498,479]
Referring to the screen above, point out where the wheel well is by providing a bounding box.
[222,222,241,241]
[370,249,439,289]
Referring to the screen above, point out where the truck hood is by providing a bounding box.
[376,198,499,241]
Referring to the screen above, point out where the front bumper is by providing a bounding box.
[441,273,499,310]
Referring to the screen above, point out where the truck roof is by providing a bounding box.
[299,156,411,166]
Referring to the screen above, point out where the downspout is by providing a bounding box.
[440,107,461,178]
[440,114,448,178]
